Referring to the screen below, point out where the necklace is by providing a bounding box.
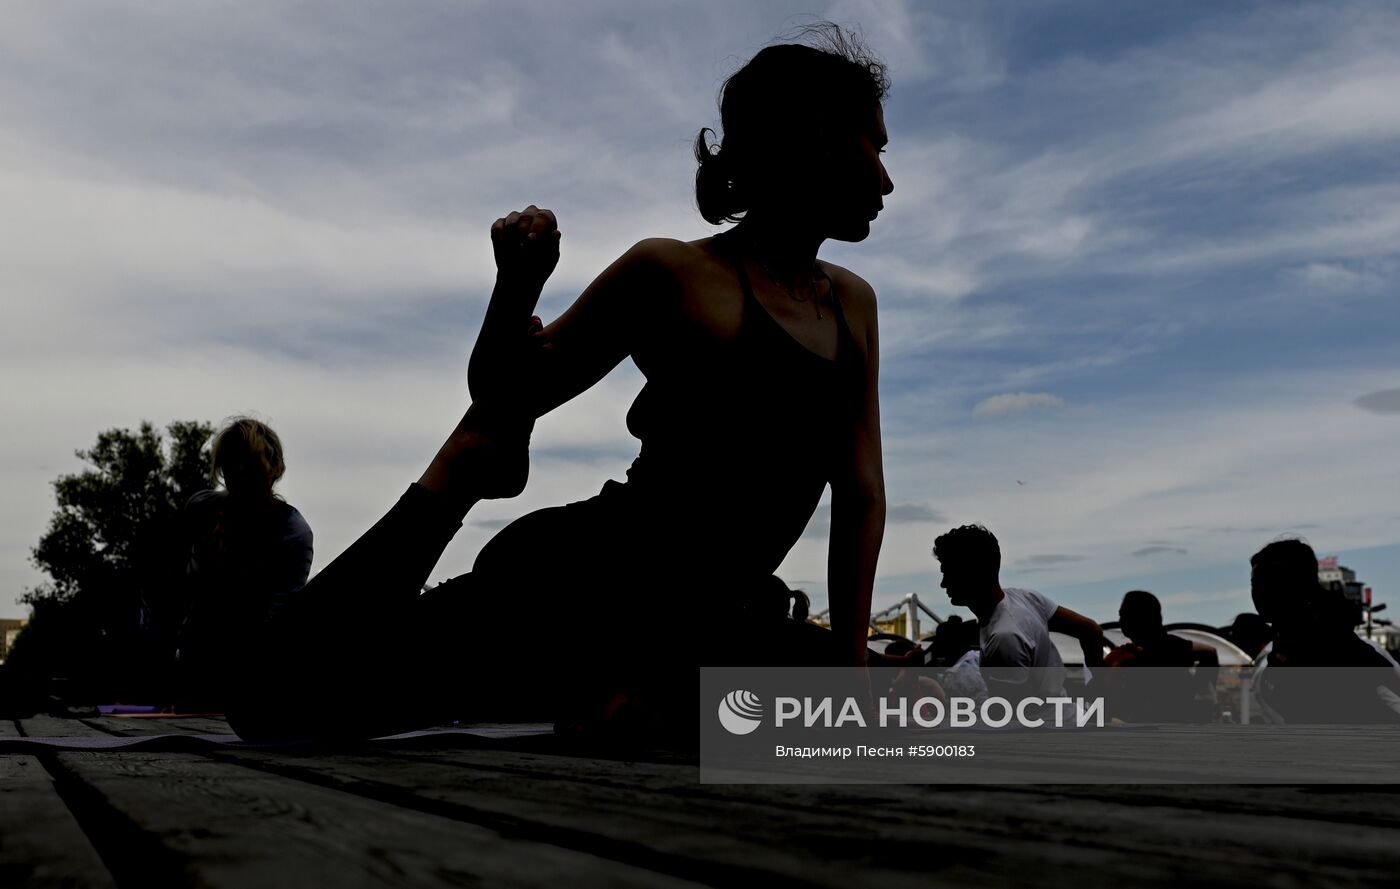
[756,256,826,320]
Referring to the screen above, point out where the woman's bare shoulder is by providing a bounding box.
[819,261,879,349]
[632,236,724,267]
[607,237,718,282]
[819,261,878,306]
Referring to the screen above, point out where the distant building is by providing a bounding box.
[1319,557,1396,654]
[1369,623,1400,655]
[1318,556,1368,626]
[0,618,27,663]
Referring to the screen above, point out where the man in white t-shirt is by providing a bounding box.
[933,525,1105,701]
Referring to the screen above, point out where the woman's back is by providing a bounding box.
[185,490,313,625]
[177,418,312,708]
[460,25,891,667]
[620,232,864,576]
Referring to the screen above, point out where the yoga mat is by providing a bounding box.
[0,723,557,752]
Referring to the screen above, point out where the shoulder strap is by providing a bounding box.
[816,266,860,362]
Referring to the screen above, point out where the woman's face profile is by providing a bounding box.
[822,102,893,243]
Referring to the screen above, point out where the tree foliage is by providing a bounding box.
[23,420,213,609]
[6,420,212,705]
[14,421,212,670]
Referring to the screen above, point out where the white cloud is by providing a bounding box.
[827,0,1008,90]
[868,365,1400,589]
[972,392,1068,418]
[1290,261,1387,294]
[6,1,1400,626]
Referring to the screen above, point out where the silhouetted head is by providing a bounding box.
[1249,538,1323,629]
[930,614,979,663]
[755,574,810,621]
[695,23,893,240]
[932,525,1001,611]
[210,417,285,501]
[1118,590,1165,644]
[1227,612,1275,659]
[789,587,810,623]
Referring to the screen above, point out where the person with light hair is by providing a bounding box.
[177,417,312,710]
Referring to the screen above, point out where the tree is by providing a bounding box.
[8,420,213,702]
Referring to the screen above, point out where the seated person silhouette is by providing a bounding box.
[178,417,313,711]
[1102,590,1217,722]
[1225,611,1274,663]
[1249,538,1400,723]
[927,615,979,668]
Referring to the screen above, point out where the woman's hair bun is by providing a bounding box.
[694,127,744,224]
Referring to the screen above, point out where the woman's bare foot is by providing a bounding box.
[469,205,561,405]
[422,206,559,516]
[418,401,534,516]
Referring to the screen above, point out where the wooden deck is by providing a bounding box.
[5,714,1400,888]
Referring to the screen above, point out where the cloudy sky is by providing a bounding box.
[4,0,1398,628]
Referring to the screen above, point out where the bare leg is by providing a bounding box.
[418,401,534,518]
[227,400,532,741]
[228,216,554,740]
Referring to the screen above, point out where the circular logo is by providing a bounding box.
[717,689,764,735]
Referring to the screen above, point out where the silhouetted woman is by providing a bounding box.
[179,417,312,709]
[232,26,891,739]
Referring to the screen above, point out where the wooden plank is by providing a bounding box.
[152,716,234,735]
[15,712,1400,886]
[19,715,113,739]
[195,744,1400,889]
[992,783,1400,828]
[47,750,713,889]
[705,724,1400,784]
[2,719,119,889]
[0,756,118,889]
[79,715,232,737]
[409,741,1400,826]
[2,717,115,887]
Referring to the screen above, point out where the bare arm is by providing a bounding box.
[468,206,675,418]
[827,279,885,667]
[527,240,680,415]
[1049,606,1107,668]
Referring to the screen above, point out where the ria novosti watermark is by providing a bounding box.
[719,690,1104,732]
[700,666,1400,784]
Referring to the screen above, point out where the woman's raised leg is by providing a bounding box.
[226,402,533,740]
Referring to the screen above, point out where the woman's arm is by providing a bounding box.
[468,206,677,418]
[827,277,886,667]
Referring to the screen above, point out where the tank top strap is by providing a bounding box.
[815,264,860,365]
[714,230,858,364]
